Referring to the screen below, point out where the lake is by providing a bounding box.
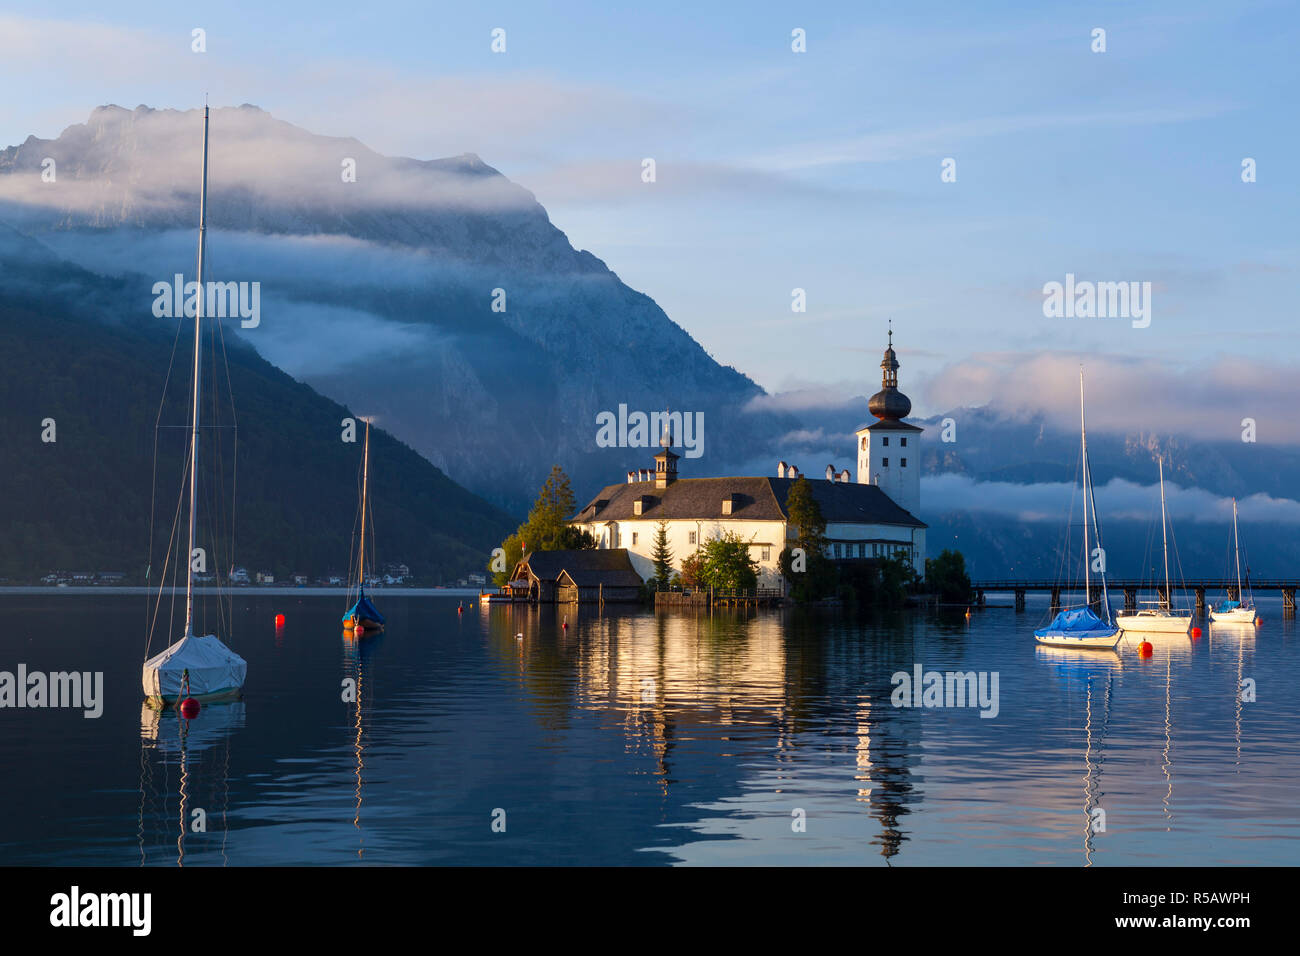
[1,591,1295,865]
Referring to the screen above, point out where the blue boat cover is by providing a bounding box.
[1215,599,1241,612]
[1034,606,1117,639]
[342,587,385,625]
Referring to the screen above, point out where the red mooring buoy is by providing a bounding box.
[1138,641,1153,658]
[1256,617,1263,626]
[180,697,200,719]
[1191,626,1202,639]
[275,613,285,627]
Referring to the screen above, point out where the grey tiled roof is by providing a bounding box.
[517,548,643,587]
[573,477,925,528]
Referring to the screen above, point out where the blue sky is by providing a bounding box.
[1,0,1295,425]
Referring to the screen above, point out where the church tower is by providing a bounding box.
[654,418,679,489]
[855,325,923,517]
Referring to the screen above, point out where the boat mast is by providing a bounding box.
[358,420,370,594]
[1232,497,1242,602]
[1080,369,1090,609]
[1159,456,1171,609]
[183,106,210,639]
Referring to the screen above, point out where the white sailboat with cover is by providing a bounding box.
[142,106,248,705]
[1210,498,1259,625]
[1115,457,1191,635]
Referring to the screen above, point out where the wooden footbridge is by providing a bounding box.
[971,579,1298,615]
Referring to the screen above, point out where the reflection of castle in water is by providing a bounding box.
[482,603,924,860]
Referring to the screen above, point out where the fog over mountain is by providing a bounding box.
[3,104,1298,579]
[0,104,796,514]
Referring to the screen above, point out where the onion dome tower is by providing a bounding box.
[867,327,913,421]
[854,322,923,520]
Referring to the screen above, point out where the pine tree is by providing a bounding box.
[489,465,592,586]
[650,520,674,589]
[780,476,835,602]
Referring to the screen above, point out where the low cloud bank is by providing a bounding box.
[923,473,1300,524]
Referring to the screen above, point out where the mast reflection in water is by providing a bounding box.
[0,591,1295,865]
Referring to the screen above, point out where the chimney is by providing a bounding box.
[627,471,636,484]
[825,464,835,481]
[839,469,851,483]
[777,461,787,478]
[722,493,736,515]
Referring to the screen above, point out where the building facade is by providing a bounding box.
[570,331,927,587]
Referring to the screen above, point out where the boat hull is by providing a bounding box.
[1034,631,1122,649]
[1209,607,1258,624]
[144,685,243,709]
[1114,612,1191,634]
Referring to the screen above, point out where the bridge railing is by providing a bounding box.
[972,579,1300,590]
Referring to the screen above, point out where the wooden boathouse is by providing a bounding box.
[508,549,643,604]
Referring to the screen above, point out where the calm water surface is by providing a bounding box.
[1,592,1295,866]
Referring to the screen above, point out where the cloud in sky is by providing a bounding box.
[918,351,1300,443]
[924,473,1300,525]
[751,105,1234,172]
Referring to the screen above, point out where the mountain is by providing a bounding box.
[0,104,797,513]
[0,232,515,583]
[4,104,1296,583]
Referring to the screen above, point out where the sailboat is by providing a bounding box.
[343,419,385,634]
[1115,457,1191,634]
[1034,369,1122,649]
[142,106,248,706]
[1210,498,1259,624]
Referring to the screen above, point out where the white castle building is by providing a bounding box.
[569,331,927,588]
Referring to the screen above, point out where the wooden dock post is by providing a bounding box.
[1014,588,1025,612]
[1284,588,1295,616]
[1124,588,1137,611]
[1195,587,1205,611]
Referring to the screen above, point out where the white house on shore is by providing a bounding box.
[569,331,927,588]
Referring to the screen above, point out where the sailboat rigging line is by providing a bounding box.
[144,307,188,657]
[220,343,239,635]
[146,448,191,657]
[204,315,228,639]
